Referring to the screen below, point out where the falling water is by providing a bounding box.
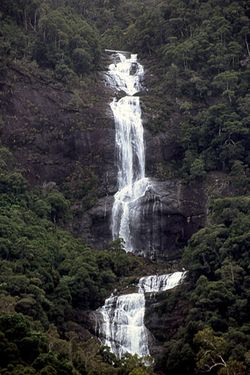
[98,292,149,358]
[98,272,186,358]
[98,52,187,359]
[138,272,186,293]
[107,52,150,252]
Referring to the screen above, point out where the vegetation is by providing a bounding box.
[125,0,250,181]
[1,0,249,178]
[0,144,154,374]
[153,196,250,374]
[0,0,100,78]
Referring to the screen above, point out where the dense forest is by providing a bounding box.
[0,0,249,374]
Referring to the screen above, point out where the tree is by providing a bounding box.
[194,328,229,374]
[189,158,206,180]
[33,7,100,73]
[72,48,91,74]
[194,327,247,374]
[230,161,248,193]
[212,71,239,103]
[46,191,69,223]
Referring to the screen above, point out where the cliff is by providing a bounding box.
[0,58,232,260]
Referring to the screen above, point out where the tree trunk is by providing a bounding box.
[24,9,28,31]
[245,35,250,57]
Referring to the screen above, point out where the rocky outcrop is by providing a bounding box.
[80,178,206,260]
[144,286,189,359]
[78,195,114,248]
[129,179,205,260]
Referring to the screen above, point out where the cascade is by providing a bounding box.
[97,272,186,358]
[107,52,150,252]
[98,292,149,358]
[138,272,186,293]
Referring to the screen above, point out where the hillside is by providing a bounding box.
[0,1,249,374]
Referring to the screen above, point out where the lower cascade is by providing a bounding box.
[97,272,186,358]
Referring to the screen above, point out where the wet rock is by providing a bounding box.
[78,175,211,259]
[144,290,189,358]
[128,179,205,260]
[130,62,138,75]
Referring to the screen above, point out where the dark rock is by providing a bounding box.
[129,179,206,260]
[79,195,114,249]
[130,62,139,75]
[1,67,116,189]
[77,178,206,256]
[144,287,189,358]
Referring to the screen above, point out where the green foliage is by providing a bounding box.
[230,160,249,193]
[0,147,146,374]
[158,196,250,374]
[194,327,247,375]
[33,7,100,73]
[63,164,98,209]
[123,0,249,179]
[0,1,101,77]
[72,48,91,75]
[0,171,27,195]
[55,63,75,82]
[46,191,69,223]
[189,158,206,180]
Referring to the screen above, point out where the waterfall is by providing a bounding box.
[107,52,150,252]
[101,51,187,360]
[97,272,186,358]
[98,292,149,358]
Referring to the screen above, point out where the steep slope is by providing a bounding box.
[0,53,210,259]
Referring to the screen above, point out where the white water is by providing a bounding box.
[139,272,186,293]
[107,53,144,96]
[108,52,150,252]
[99,292,149,358]
[98,272,185,358]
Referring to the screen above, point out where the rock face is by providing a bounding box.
[79,177,206,260]
[144,288,189,359]
[1,67,116,190]
[79,195,114,247]
[128,179,205,260]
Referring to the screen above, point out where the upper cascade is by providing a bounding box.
[108,53,144,96]
[108,52,150,252]
[111,96,145,189]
